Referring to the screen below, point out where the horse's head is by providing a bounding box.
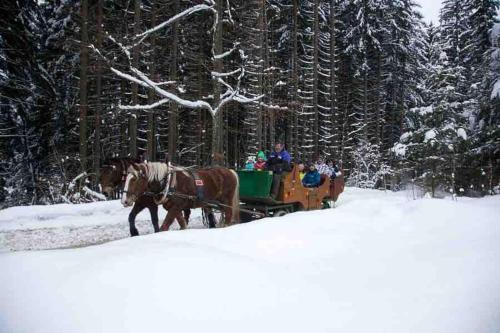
[121,164,149,207]
[99,161,123,198]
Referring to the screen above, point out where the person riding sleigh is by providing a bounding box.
[266,143,291,198]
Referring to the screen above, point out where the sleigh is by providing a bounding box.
[237,165,344,221]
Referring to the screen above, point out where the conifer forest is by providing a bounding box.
[1,0,499,207]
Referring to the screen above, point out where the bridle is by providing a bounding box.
[121,167,147,195]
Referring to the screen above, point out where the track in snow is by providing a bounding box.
[0,202,205,251]
[0,218,196,251]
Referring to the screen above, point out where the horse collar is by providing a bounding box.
[160,173,170,191]
[156,169,176,204]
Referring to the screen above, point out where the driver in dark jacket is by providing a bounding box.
[266,143,292,198]
[266,143,291,173]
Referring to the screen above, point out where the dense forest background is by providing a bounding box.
[0,0,499,207]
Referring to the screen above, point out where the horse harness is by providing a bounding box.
[147,168,206,206]
[190,170,205,201]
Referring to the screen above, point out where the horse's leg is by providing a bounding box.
[183,208,191,225]
[176,212,187,230]
[224,206,233,227]
[160,209,180,232]
[205,208,216,229]
[148,202,160,233]
[129,202,145,237]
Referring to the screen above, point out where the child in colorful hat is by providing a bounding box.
[254,151,267,171]
[245,156,256,170]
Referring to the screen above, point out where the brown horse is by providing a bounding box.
[99,158,190,236]
[121,162,240,231]
[100,158,138,198]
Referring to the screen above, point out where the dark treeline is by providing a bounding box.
[0,0,499,207]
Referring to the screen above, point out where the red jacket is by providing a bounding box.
[254,160,266,170]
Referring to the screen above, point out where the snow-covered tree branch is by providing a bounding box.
[97,0,261,118]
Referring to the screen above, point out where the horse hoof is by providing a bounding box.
[130,230,139,237]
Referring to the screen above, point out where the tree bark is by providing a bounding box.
[211,0,224,161]
[120,79,128,157]
[330,0,337,157]
[93,0,103,184]
[168,0,179,163]
[261,0,269,148]
[313,0,320,158]
[263,0,274,147]
[147,1,157,162]
[290,0,299,155]
[79,0,89,172]
[129,0,141,158]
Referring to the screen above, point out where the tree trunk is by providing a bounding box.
[330,0,337,157]
[79,0,89,171]
[197,33,205,165]
[93,0,103,184]
[129,0,141,158]
[313,0,320,158]
[147,1,157,162]
[290,0,299,155]
[211,0,224,161]
[374,52,382,148]
[262,0,272,147]
[168,0,179,163]
[120,79,128,157]
[255,0,266,151]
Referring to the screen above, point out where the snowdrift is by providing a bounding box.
[0,188,499,333]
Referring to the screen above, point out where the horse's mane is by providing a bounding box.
[144,162,170,182]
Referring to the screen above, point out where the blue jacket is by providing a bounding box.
[268,149,291,163]
[302,170,321,187]
[245,162,255,170]
[266,149,292,174]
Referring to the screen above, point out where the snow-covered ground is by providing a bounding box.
[0,200,205,251]
[1,188,499,333]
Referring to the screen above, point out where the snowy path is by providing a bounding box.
[0,201,204,251]
[1,188,500,333]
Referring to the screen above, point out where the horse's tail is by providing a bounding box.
[230,169,240,223]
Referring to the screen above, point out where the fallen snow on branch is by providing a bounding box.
[424,129,437,143]
[111,67,212,112]
[211,68,241,77]
[134,4,214,42]
[491,78,500,100]
[457,128,467,140]
[111,63,262,116]
[66,172,87,192]
[118,98,171,111]
[213,43,239,59]
[392,142,408,157]
[82,186,106,201]
[154,81,176,86]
